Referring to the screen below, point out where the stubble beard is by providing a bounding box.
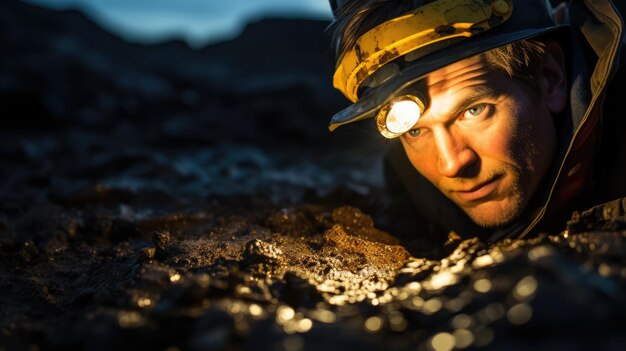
[462,116,538,228]
[462,169,526,228]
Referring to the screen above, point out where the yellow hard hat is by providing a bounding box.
[328,0,568,136]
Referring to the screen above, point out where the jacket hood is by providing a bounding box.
[507,0,624,240]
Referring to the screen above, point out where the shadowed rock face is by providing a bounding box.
[2,1,626,350]
[0,0,356,146]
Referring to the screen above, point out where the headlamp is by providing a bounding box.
[376,95,425,139]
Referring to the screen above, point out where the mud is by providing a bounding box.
[2,175,626,350]
[0,189,626,350]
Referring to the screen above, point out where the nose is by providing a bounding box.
[433,127,477,178]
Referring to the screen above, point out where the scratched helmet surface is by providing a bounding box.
[328,0,568,132]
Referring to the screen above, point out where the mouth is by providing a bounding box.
[453,175,502,203]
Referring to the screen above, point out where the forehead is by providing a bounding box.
[424,54,494,95]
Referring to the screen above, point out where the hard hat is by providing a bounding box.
[328,0,568,137]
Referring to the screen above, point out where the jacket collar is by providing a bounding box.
[496,0,624,241]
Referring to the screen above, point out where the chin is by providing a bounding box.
[463,196,525,228]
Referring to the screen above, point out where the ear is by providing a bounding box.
[540,40,567,114]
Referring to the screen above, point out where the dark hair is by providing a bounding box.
[328,0,547,94]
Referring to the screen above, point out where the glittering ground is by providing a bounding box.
[2,154,626,350]
[2,1,626,350]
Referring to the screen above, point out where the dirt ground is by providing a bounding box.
[2,132,626,351]
[2,1,626,350]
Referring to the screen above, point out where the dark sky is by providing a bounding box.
[24,0,333,46]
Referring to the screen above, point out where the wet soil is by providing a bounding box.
[0,175,626,350]
[2,135,626,351]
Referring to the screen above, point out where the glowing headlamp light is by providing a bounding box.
[376,95,425,139]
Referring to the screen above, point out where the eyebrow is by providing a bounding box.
[424,84,500,120]
[456,85,500,107]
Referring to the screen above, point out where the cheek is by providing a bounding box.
[477,100,530,165]
[481,116,518,161]
[508,94,556,156]
[515,107,558,174]
[400,138,440,181]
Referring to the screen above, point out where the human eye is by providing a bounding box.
[462,103,492,120]
[406,128,422,138]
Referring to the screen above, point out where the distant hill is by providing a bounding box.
[0,0,352,146]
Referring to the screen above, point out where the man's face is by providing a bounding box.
[399,53,562,227]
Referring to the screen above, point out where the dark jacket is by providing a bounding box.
[383,0,625,243]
